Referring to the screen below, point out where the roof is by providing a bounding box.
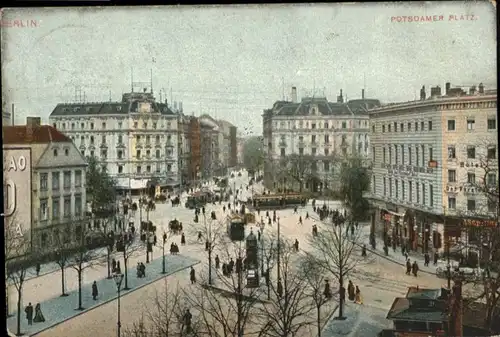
[406,287,441,300]
[50,101,177,117]
[3,125,71,144]
[386,298,447,322]
[268,97,381,117]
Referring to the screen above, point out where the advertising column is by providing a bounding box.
[4,147,32,316]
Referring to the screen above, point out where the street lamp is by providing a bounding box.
[277,216,281,290]
[259,217,265,275]
[113,273,124,337]
[162,233,166,274]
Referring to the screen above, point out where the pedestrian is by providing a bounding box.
[190,267,196,284]
[257,230,261,241]
[412,261,419,277]
[294,239,299,252]
[361,244,367,257]
[406,259,411,275]
[424,253,430,267]
[306,212,309,219]
[355,286,363,304]
[112,259,117,273]
[299,216,302,225]
[215,255,220,269]
[183,309,193,334]
[35,263,41,277]
[25,302,33,325]
[324,279,332,299]
[33,303,45,323]
[348,280,355,301]
[198,231,202,242]
[181,232,186,245]
[92,281,98,300]
[116,261,121,274]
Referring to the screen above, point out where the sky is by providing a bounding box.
[1,2,497,135]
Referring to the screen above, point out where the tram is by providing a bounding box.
[185,191,212,209]
[226,213,246,241]
[253,193,308,209]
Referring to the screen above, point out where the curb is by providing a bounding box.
[201,283,270,305]
[28,259,200,337]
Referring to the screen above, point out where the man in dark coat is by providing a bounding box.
[92,281,98,300]
[25,302,33,325]
[406,259,412,275]
[190,267,196,284]
[412,261,419,277]
[348,280,355,301]
[183,309,193,333]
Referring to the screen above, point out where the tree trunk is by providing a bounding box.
[106,249,111,279]
[61,267,67,296]
[317,305,321,337]
[77,269,83,310]
[16,288,22,336]
[208,247,212,285]
[338,273,344,319]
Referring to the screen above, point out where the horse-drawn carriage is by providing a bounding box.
[185,191,211,209]
[171,196,181,207]
[155,194,168,203]
[168,219,183,234]
[140,220,156,233]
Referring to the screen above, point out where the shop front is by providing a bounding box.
[375,202,406,247]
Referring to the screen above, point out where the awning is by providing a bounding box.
[115,178,148,190]
[386,210,405,217]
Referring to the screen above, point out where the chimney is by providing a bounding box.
[469,85,476,95]
[291,87,297,103]
[420,85,426,100]
[337,89,344,103]
[362,89,365,99]
[445,82,451,95]
[478,82,484,94]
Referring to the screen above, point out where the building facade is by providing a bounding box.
[3,110,12,126]
[3,117,87,252]
[49,90,180,192]
[263,87,380,191]
[366,82,498,255]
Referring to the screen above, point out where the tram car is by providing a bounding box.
[253,193,308,209]
[226,213,246,241]
[185,191,212,209]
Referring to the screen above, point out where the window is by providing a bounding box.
[144,123,148,129]
[394,122,398,132]
[372,125,375,133]
[118,165,123,174]
[137,166,142,173]
[429,147,433,161]
[400,123,404,132]
[75,194,82,216]
[395,145,399,164]
[146,165,151,173]
[416,182,420,203]
[372,147,375,162]
[487,173,497,187]
[428,121,433,131]
[408,147,412,165]
[156,135,160,143]
[448,120,456,131]
[63,197,71,218]
[467,146,476,159]
[137,150,141,159]
[487,146,497,159]
[467,173,475,184]
[388,124,391,132]
[134,122,138,128]
[324,135,329,143]
[448,170,456,182]
[342,121,346,129]
[409,181,413,202]
[71,123,75,130]
[156,150,160,159]
[53,149,58,156]
[467,118,475,130]
[90,136,95,144]
[401,145,405,164]
[487,118,496,130]
[467,199,476,211]
[102,122,106,129]
[136,135,141,142]
[488,199,497,213]
[429,184,434,206]
[383,177,387,196]
[407,122,411,131]
[389,178,392,197]
[118,150,123,159]
[146,150,151,158]
[325,148,329,156]
[81,150,85,157]
[311,123,316,129]
[389,147,392,164]
[311,135,316,144]
[146,135,151,144]
[382,125,386,133]
[402,181,405,200]
[421,121,424,131]
[167,164,172,172]
[312,148,317,155]
[153,123,157,129]
[415,122,418,131]
[448,197,456,210]
[118,122,123,129]
[118,135,123,143]
[90,150,95,157]
[75,170,82,187]
[421,145,425,165]
[325,123,329,129]
[101,150,107,159]
[395,180,399,198]
[448,146,456,159]
[422,184,426,206]
[63,171,71,189]
[383,147,386,163]
[39,199,48,220]
[52,197,60,219]
[90,123,94,130]
[416,147,419,166]
[52,172,60,190]
[156,163,161,173]
[102,135,107,143]
[80,122,85,129]
[324,161,330,171]
[40,173,48,191]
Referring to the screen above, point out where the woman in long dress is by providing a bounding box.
[33,303,45,323]
[355,286,363,305]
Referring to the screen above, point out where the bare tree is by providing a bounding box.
[123,279,202,337]
[52,227,74,297]
[5,219,38,336]
[279,154,314,192]
[95,216,117,279]
[308,217,363,319]
[257,242,314,337]
[68,224,105,310]
[185,239,263,337]
[300,257,331,337]
[117,232,144,290]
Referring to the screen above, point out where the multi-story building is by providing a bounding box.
[217,119,235,174]
[3,117,87,251]
[366,82,497,255]
[198,114,219,179]
[49,89,180,193]
[236,136,245,166]
[263,86,380,191]
[3,110,11,126]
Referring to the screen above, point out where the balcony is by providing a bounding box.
[99,143,108,149]
[136,143,143,149]
[166,141,174,148]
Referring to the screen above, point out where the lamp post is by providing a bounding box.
[113,273,124,337]
[277,216,282,291]
[205,214,213,285]
[162,234,166,274]
[259,217,265,276]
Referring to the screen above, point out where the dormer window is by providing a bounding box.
[117,106,122,111]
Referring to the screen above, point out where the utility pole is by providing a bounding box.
[277,216,281,286]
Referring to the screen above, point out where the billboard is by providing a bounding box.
[3,147,32,259]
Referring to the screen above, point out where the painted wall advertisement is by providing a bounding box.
[3,148,32,259]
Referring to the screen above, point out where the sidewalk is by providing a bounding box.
[7,254,200,337]
[321,303,361,336]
